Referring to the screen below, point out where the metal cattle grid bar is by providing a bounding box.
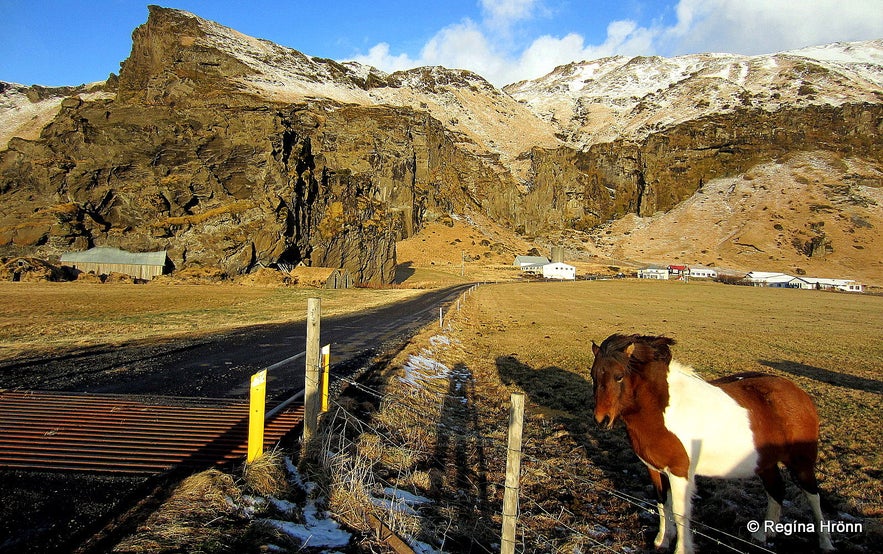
[0,390,304,474]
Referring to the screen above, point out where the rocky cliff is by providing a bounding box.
[1,6,881,282]
[0,7,534,282]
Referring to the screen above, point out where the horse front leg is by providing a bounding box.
[648,468,675,549]
[667,473,696,554]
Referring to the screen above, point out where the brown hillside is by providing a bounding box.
[594,152,883,285]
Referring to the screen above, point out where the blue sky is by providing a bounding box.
[2,1,882,87]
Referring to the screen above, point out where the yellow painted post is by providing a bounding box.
[247,369,267,463]
[321,344,331,412]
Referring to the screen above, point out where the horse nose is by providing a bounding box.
[595,412,610,428]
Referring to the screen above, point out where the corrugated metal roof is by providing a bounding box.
[60,247,167,267]
[514,256,550,266]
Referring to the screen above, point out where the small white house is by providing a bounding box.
[637,267,669,280]
[542,262,576,280]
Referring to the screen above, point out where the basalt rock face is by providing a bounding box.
[0,7,513,282]
[522,102,883,235]
[1,6,882,281]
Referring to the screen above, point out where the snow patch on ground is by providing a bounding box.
[261,501,352,549]
[398,333,460,388]
[239,459,353,550]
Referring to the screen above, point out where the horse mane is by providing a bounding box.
[595,334,676,372]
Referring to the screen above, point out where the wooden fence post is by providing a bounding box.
[501,392,525,554]
[303,297,321,457]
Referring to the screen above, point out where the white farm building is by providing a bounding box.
[688,266,718,279]
[514,256,550,274]
[790,277,864,292]
[542,262,576,280]
[637,267,669,280]
[743,271,795,287]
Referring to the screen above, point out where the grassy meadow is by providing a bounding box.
[367,278,881,551]
[0,281,424,360]
[1,277,879,551]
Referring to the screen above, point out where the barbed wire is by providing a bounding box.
[297,283,777,553]
[312,370,778,554]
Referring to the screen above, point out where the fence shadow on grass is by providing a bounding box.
[759,359,883,394]
[494,355,657,546]
[432,362,493,550]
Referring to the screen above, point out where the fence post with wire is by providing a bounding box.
[501,392,525,554]
[303,297,322,459]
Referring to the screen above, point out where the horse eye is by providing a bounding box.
[615,375,624,383]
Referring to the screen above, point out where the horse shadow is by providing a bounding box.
[494,356,655,533]
[759,359,883,395]
[494,354,641,475]
[493,355,867,553]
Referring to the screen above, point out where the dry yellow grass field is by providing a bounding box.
[0,281,424,360]
[366,278,882,551]
[2,277,879,551]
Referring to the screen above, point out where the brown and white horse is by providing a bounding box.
[590,333,834,554]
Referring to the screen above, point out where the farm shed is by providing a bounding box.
[637,267,669,280]
[514,255,550,274]
[688,266,718,279]
[542,262,576,280]
[60,247,169,280]
[290,266,353,289]
[790,277,864,292]
[742,271,795,287]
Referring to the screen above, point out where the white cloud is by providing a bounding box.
[348,0,883,87]
[351,43,417,74]
[480,0,541,31]
[665,0,883,56]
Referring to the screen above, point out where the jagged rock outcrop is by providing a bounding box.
[1,6,881,282]
[509,45,883,234]
[0,6,523,282]
[520,102,883,234]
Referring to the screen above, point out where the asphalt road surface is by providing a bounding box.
[0,284,475,553]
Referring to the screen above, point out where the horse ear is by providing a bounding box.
[623,343,636,358]
[592,342,600,356]
[649,336,675,363]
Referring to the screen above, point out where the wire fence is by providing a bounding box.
[313,361,778,554]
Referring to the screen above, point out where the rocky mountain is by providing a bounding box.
[1,6,881,283]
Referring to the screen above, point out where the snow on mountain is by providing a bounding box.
[177,9,377,105]
[504,40,883,148]
[159,8,558,180]
[0,82,112,149]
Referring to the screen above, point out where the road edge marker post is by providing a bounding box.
[320,344,331,412]
[303,297,321,459]
[247,369,267,463]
